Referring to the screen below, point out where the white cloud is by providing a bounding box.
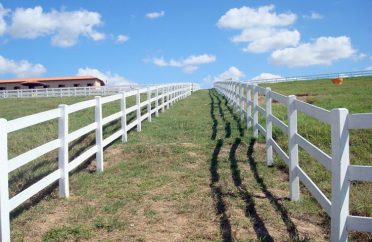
[365,66,372,71]
[202,66,245,87]
[303,12,323,20]
[270,36,355,67]
[150,54,216,73]
[145,10,165,19]
[218,5,299,53]
[0,55,46,77]
[77,67,134,86]
[217,5,296,29]
[251,73,282,81]
[0,4,8,35]
[232,28,300,53]
[116,34,129,43]
[8,6,105,47]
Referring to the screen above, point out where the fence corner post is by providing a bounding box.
[252,85,259,138]
[121,91,128,143]
[0,119,10,242]
[58,104,70,198]
[287,95,299,201]
[265,87,273,166]
[331,108,349,242]
[95,96,104,172]
[136,89,142,132]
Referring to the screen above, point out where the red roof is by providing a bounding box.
[0,76,105,86]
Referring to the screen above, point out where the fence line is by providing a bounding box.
[0,83,194,242]
[0,83,201,99]
[214,80,372,242]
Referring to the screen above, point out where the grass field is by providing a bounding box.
[0,76,371,241]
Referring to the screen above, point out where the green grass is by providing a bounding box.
[0,79,371,241]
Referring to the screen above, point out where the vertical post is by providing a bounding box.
[155,87,159,117]
[121,92,127,142]
[331,108,349,242]
[95,96,104,172]
[246,85,252,128]
[287,95,299,201]
[0,119,10,242]
[265,88,273,166]
[136,89,142,132]
[253,85,259,138]
[240,83,244,120]
[167,86,170,109]
[58,104,69,198]
[147,87,152,122]
[161,86,165,112]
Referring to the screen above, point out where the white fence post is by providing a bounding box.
[246,85,252,129]
[162,86,165,113]
[147,87,152,122]
[121,92,127,143]
[58,104,69,198]
[287,95,299,201]
[331,108,349,242]
[155,87,159,117]
[167,86,170,109]
[253,85,259,138]
[136,89,142,132]
[240,83,244,120]
[95,96,104,172]
[0,119,10,242]
[265,87,273,166]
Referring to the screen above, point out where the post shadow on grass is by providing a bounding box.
[213,91,231,139]
[229,138,274,242]
[210,139,233,242]
[209,90,218,140]
[247,138,308,241]
[220,94,244,138]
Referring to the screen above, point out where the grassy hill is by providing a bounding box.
[0,76,371,241]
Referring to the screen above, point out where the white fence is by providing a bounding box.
[214,80,372,242]
[0,83,201,99]
[0,83,193,242]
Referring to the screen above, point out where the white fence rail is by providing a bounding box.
[214,80,372,242]
[0,83,201,99]
[0,83,193,242]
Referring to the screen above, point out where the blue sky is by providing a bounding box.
[0,0,371,87]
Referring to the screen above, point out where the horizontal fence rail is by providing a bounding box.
[213,80,372,242]
[0,83,201,99]
[0,83,195,242]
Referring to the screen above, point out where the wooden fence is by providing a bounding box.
[0,83,193,242]
[214,80,372,242]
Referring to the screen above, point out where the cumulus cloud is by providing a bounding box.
[0,4,8,35]
[270,36,355,67]
[251,73,282,81]
[217,5,299,53]
[202,66,245,87]
[8,6,105,47]
[77,67,134,86]
[303,12,323,20]
[116,34,129,43]
[0,55,46,77]
[150,54,216,73]
[145,10,165,19]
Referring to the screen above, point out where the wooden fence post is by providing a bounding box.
[147,87,152,122]
[246,85,252,129]
[0,119,10,242]
[136,89,142,132]
[58,104,69,198]
[331,108,349,242]
[121,92,128,142]
[155,87,159,117]
[162,86,165,113]
[240,83,244,120]
[253,85,259,138]
[167,86,171,109]
[287,95,299,201]
[265,88,273,166]
[95,96,104,172]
